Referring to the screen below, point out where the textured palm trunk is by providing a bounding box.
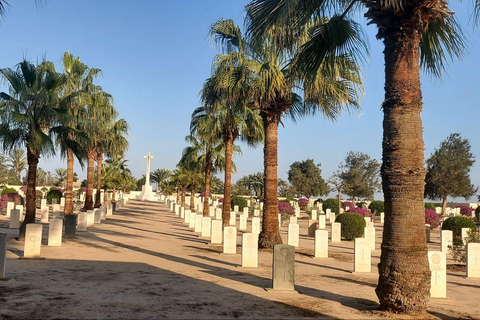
[222,136,234,226]
[176,188,180,203]
[83,149,96,211]
[94,153,103,208]
[258,113,282,248]
[181,186,186,207]
[190,180,196,211]
[202,156,212,217]
[103,186,108,204]
[112,186,116,201]
[64,149,74,215]
[375,23,430,313]
[19,147,39,239]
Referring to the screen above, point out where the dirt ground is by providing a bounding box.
[0,200,478,319]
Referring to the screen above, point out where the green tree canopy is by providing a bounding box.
[425,133,477,211]
[287,159,329,199]
[336,151,380,201]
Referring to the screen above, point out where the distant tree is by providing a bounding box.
[236,172,263,198]
[287,159,329,199]
[54,168,67,187]
[278,179,296,199]
[0,154,18,185]
[328,175,351,215]
[6,148,27,182]
[425,133,477,215]
[151,169,172,192]
[337,151,381,202]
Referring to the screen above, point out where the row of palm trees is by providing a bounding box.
[0,53,128,238]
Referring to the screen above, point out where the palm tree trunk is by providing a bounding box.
[83,149,96,211]
[112,186,116,201]
[94,153,103,208]
[222,136,234,226]
[19,147,39,239]
[190,180,196,211]
[375,24,430,313]
[103,186,108,204]
[203,156,212,217]
[64,149,74,215]
[176,188,180,203]
[258,113,282,248]
[181,186,186,207]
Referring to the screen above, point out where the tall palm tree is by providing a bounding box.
[6,148,27,182]
[151,168,172,192]
[0,60,65,237]
[246,0,470,313]
[210,18,362,248]
[179,142,203,211]
[103,155,130,202]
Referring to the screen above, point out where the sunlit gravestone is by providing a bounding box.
[271,244,296,292]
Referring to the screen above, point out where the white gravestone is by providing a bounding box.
[364,227,376,251]
[331,222,341,242]
[86,210,95,227]
[425,224,431,242]
[188,212,196,229]
[201,217,211,238]
[181,207,186,220]
[251,217,261,235]
[229,212,236,226]
[223,227,237,254]
[318,215,326,229]
[52,198,58,205]
[354,238,371,273]
[380,212,384,224]
[314,230,328,258]
[211,220,223,244]
[254,209,260,217]
[289,216,297,225]
[287,224,299,247]
[194,215,202,233]
[41,199,47,210]
[325,209,331,220]
[295,207,300,217]
[278,214,281,228]
[311,210,317,221]
[184,209,191,224]
[234,205,239,213]
[239,215,247,231]
[9,209,20,229]
[48,219,63,246]
[215,208,222,220]
[243,207,249,216]
[106,204,112,216]
[100,206,106,220]
[77,212,87,231]
[40,207,49,223]
[467,243,480,278]
[24,224,43,258]
[462,228,470,245]
[364,217,370,227]
[16,205,24,220]
[441,230,453,253]
[6,202,14,217]
[209,206,215,217]
[428,251,446,298]
[330,212,336,224]
[94,209,101,224]
[60,197,65,207]
[241,233,258,268]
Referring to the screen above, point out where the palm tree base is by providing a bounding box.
[258,231,282,249]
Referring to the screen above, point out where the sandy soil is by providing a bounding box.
[0,200,478,319]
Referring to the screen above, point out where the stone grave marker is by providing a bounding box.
[287,223,299,247]
[201,217,211,238]
[436,207,442,214]
[241,233,258,268]
[215,208,222,220]
[254,209,260,217]
[24,224,43,258]
[0,233,6,278]
[106,204,112,216]
[330,212,336,224]
[278,214,281,228]
[60,197,65,207]
[289,216,297,225]
[209,206,214,217]
[234,205,239,213]
[425,224,431,242]
[181,207,186,219]
[243,207,249,216]
[223,227,237,254]
[441,230,453,253]
[467,243,480,278]
[251,217,261,235]
[188,211,196,229]
[211,220,222,244]
[16,205,24,220]
[314,230,328,258]
[311,210,317,221]
[462,228,470,245]
[64,214,77,238]
[77,212,87,232]
[428,251,446,298]
[229,212,236,226]
[48,219,63,246]
[308,220,317,237]
[6,202,14,218]
[239,215,247,231]
[380,212,384,224]
[41,199,47,210]
[52,198,58,205]
[364,227,376,251]
[86,210,95,227]
[100,206,106,220]
[318,215,326,229]
[363,217,370,227]
[9,209,20,229]
[325,208,331,220]
[272,244,296,292]
[354,238,371,273]
[183,209,191,224]
[295,207,300,218]
[195,214,202,232]
[94,209,101,224]
[331,222,341,242]
[40,207,49,223]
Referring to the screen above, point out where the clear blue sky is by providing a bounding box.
[0,1,479,202]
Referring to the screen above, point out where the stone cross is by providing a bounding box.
[144,151,154,187]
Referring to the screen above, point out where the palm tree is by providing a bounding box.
[246,0,471,313]
[6,148,27,182]
[151,168,172,192]
[0,60,65,237]
[179,143,203,211]
[103,155,130,202]
[210,18,362,248]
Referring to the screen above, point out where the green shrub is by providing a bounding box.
[442,216,476,240]
[368,200,384,216]
[323,198,339,214]
[424,202,436,211]
[335,212,366,240]
[231,195,248,211]
[0,193,24,214]
[475,207,480,221]
[1,187,18,195]
[449,231,480,264]
[46,189,63,205]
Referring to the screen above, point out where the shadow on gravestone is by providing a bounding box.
[266,244,297,293]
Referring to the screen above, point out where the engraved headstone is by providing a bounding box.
[86,210,95,227]
[64,214,77,238]
[60,197,65,208]
[77,212,87,232]
[215,208,222,220]
[234,205,239,213]
[188,211,196,229]
[201,217,211,238]
[52,198,58,205]
[229,211,236,226]
[184,209,191,224]
[272,244,295,291]
[48,219,63,246]
[24,224,43,258]
[16,205,24,220]
[241,233,258,268]
[194,214,202,233]
[428,251,446,298]
[239,215,247,231]
[364,227,375,251]
[354,238,371,272]
[243,207,249,216]
[209,206,214,217]
[330,212,336,224]
[100,206,106,220]
[325,208,331,220]
[211,220,223,244]
[441,230,453,253]
[308,220,317,237]
[318,215,326,229]
[94,208,101,224]
[314,230,328,258]
[289,216,297,225]
[287,223,299,247]
[311,210,317,221]
[223,227,237,254]
[251,217,261,235]
[106,204,112,216]
[40,207,49,223]
[41,199,47,210]
[331,222,341,242]
[380,212,384,224]
[295,206,300,218]
[254,209,260,217]
[467,243,480,278]
[9,209,20,229]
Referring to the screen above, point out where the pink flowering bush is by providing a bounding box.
[279,202,295,222]
[298,198,309,210]
[342,201,355,210]
[0,193,24,214]
[20,185,27,193]
[218,198,224,203]
[347,206,373,219]
[460,206,475,217]
[425,209,440,228]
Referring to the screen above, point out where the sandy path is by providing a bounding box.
[0,200,478,319]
